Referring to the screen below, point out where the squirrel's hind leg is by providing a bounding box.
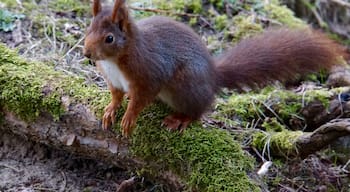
[162,113,193,132]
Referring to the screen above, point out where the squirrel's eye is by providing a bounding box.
[105,35,114,44]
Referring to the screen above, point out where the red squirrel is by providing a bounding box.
[83,0,346,137]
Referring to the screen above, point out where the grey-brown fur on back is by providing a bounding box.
[136,16,217,118]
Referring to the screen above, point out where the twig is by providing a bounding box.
[329,0,350,8]
[59,171,67,192]
[259,99,286,127]
[33,186,57,192]
[60,35,85,60]
[252,147,266,162]
[300,0,327,28]
[43,20,54,51]
[342,159,350,173]
[116,176,136,192]
[262,134,272,161]
[0,163,21,172]
[50,16,57,53]
[129,6,200,17]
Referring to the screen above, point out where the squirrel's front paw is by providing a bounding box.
[102,102,120,130]
[121,113,136,137]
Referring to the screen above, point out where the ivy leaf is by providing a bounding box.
[0,9,25,32]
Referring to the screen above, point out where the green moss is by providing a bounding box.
[209,0,225,9]
[126,103,259,191]
[213,91,268,127]
[22,2,37,12]
[0,44,60,120]
[213,87,334,129]
[230,15,264,43]
[263,3,306,28]
[262,117,285,132]
[214,15,228,30]
[1,0,17,8]
[0,43,109,121]
[188,17,197,26]
[153,0,202,14]
[252,130,303,157]
[48,0,90,17]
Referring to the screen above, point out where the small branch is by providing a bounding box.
[0,163,21,172]
[256,118,350,159]
[116,176,136,192]
[296,118,350,158]
[300,0,328,28]
[329,0,350,9]
[60,35,85,60]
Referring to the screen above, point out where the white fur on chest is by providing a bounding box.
[98,60,130,92]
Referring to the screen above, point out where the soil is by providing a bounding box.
[0,131,155,192]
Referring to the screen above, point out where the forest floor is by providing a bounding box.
[1,132,133,192]
[1,0,350,191]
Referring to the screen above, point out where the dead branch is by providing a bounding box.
[328,0,350,9]
[296,118,350,158]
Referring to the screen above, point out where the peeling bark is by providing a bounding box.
[0,103,185,191]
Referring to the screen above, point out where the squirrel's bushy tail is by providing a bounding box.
[215,28,347,90]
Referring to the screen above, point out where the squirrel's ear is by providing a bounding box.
[111,0,128,24]
[92,0,102,17]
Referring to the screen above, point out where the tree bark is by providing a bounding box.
[296,118,350,159]
[0,102,185,191]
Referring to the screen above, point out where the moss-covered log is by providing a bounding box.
[253,118,350,159]
[0,44,260,191]
[214,83,350,159]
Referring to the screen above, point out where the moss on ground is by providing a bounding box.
[2,0,90,51]
[213,87,334,129]
[48,0,90,16]
[263,3,306,28]
[229,15,264,43]
[0,43,259,191]
[0,43,109,120]
[252,130,304,157]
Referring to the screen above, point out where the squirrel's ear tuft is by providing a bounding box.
[111,0,128,24]
[92,0,102,17]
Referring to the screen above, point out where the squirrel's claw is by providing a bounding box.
[121,113,136,137]
[102,110,115,130]
[102,102,119,130]
[162,114,191,133]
